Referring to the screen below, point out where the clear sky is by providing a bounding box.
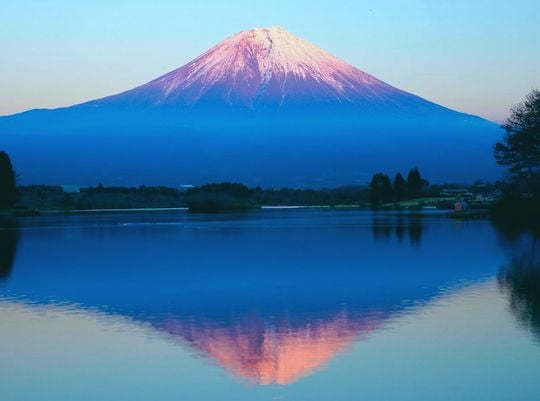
[1,0,538,121]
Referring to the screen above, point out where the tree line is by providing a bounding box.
[369,167,429,206]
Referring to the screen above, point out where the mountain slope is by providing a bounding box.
[84,26,450,114]
[0,26,501,186]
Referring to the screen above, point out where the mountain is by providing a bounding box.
[0,26,501,186]
[88,26,443,113]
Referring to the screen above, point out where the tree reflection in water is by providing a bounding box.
[497,229,540,342]
[0,219,18,281]
[372,215,423,247]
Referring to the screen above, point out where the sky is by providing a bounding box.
[1,0,539,122]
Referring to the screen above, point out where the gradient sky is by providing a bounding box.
[1,0,539,121]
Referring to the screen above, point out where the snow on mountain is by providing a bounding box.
[91,26,438,111]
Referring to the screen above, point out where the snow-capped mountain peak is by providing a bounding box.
[102,26,415,109]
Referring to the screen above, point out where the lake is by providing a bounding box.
[0,209,539,401]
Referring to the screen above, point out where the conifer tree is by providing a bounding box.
[407,168,423,199]
[0,151,17,209]
[393,173,407,201]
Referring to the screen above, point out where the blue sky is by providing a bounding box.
[1,0,539,121]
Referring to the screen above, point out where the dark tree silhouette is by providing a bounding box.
[491,90,540,227]
[0,151,17,209]
[407,167,423,199]
[494,89,540,180]
[381,175,393,203]
[369,174,382,205]
[186,182,258,212]
[393,173,407,201]
[369,173,393,205]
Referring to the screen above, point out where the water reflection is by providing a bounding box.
[0,222,18,281]
[160,311,380,384]
[372,215,424,246]
[0,211,504,385]
[498,232,540,341]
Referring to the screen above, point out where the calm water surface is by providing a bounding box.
[0,209,539,401]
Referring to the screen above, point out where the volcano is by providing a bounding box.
[88,26,443,112]
[0,26,500,186]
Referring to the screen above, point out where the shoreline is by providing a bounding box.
[12,205,468,216]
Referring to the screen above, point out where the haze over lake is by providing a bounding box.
[1,210,539,401]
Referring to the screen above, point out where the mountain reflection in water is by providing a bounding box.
[160,311,381,385]
[0,210,524,385]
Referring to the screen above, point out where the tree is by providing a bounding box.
[407,167,423,199]
[186,182,258,212]
[369,173,393,205]
[381,175,393,203]
[393,173,407,201]
[491,90,540,227]
[494,89,540,181]
[369,174,381,205]
[0,151,17,209]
